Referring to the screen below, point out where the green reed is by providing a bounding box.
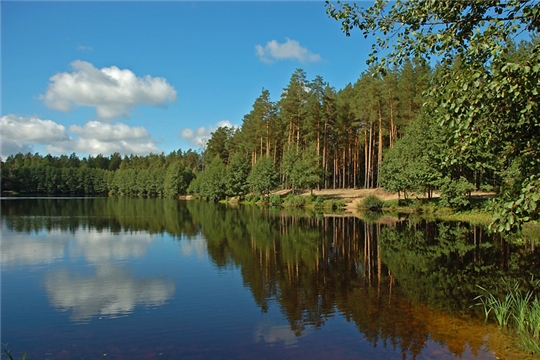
[3,344,27,360]
[475,279,540,354]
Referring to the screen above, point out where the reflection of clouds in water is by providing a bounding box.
[254,322,300,347]
[1,229,69,267]
[1,228,156,267]
[70,230,155,263]
[178,236,207,258]
[44,264,175,321]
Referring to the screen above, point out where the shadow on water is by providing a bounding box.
[2,197,539,359]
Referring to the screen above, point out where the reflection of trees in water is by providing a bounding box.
[379,221,540,311]
[187,202,540,359]
[2,197,199,237]
[4,199,539,358]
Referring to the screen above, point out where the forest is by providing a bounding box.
[1,1,539,232]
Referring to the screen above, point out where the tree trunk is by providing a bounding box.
[378,100,383,188]
[364,126,369,189]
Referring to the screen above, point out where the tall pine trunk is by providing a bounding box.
[377,100,383,188]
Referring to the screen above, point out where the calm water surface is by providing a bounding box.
[2,198,539,359]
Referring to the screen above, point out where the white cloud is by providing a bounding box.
[0,114,70,157]
[0,114,161,158]
[255,38,322,64]
[1,114,70,142]
[180,120,236,148]
[70,121,152,142]
[40,60,177,120]
[77,45,93,51]
[57,121,161,156]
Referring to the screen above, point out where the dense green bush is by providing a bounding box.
[361,195,385,211]
[283,194,307,208]
[322,199,345,210]
[439,177,476,210]
[269,194,283,206]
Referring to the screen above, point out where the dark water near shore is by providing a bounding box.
[2,197,539,359]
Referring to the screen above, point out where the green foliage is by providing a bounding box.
[326,0,540,231]
[283,194,307,208]
[205,126,235,164]
[224,152,251,197]
[313,195,324,206]
[380,113,442,199]
[438,177,476,210]
[164,162,193,198]
[268,194,283,206]
[247,156,279,197]
[322,199,345,210]
[292,145,324,193]
[281,147,299,189]
[191,157,227,201]
[492,175,540,232]
[1,150,201,198]
[361,195,384,211]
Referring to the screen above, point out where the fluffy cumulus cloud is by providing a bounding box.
[180,120,236,147]
[0,114,161,158]
[0,114,70,156]
[40,60,177,120]
[255,38,322,64]
[58,121,161,156]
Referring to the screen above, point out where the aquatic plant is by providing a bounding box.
[3,344,26,360]
[475,279,540,354]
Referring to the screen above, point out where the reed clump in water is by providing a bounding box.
[475,279,540,354]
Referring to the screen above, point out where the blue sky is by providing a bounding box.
[1,1,373,159]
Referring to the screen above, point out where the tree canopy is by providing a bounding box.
[326,0,540,231]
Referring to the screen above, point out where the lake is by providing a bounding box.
[1,197,539,359]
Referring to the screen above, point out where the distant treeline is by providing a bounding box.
[0,150,199,197]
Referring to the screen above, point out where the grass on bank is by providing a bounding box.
[239,193,345,211]
[475,280,540,354]
[364,195,493,225]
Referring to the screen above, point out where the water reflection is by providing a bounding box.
[254,321,306,347]
[186,202,539,358]
[69,230,155,263]
[2,198,539,359]
[1,226,157,267]
[44,265,175,321]
[1,229,69,267]
[1,201,177,323]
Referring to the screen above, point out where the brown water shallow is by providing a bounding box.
[411,304,536,360]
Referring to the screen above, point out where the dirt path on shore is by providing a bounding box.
[273,188,400,212]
